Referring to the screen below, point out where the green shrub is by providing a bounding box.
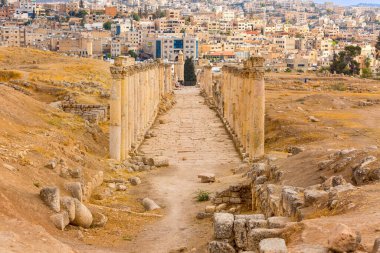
[195,189,210,202]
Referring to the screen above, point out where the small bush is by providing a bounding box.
[0,70,22,81]
[330,82,347,91]
[285,68,292,73]
[195,189,210,202]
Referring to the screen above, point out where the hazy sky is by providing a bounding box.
[314,0,380,5]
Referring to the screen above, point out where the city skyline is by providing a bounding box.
[315,0,380,6]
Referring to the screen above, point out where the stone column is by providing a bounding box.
[109,60,124,160]
[248,57,265,158]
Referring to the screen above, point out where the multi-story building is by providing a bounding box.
[143,34,198,61]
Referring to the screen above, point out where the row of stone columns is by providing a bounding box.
[199,57,265,159]
[110,56,174,161]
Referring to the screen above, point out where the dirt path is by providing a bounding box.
[123,87,241,252]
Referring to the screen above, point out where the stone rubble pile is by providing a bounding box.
[40,184,107,231]
[208,212,292,253]
[110,154,170,172]
[249,162,356,220]
[316,148,380,186]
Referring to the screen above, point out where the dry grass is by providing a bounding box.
[0,70,22,81]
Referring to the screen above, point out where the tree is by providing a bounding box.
[127,50,138,59]
[132,13,140,21]
[330,46,361,76]
[103,21,111,30]
[76,10,87,18]
[376,33,380,59]
[361,58,372,78]
[184,57,197,83]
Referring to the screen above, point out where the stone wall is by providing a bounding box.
[211,183,252,211]
[61,102,108,124]
[198,57,265,160]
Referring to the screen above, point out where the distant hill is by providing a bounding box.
[353,3,380,7]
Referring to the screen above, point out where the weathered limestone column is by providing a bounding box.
[109,58,124,160]
[249,57,265,158]
[204,65,212,97]
[177,51,184,82]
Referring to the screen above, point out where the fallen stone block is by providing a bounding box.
[129,176,141,185]
[60,196,76,222]
[235,214,265,221]
[64,182,83,202]
[50,211,70,231]
[267,217,290,229]
[205,205,216,213]
[208,241,236,253]
[216,203,227,211]
[248,219,268,229]
[142,198,161,211]
[149,156,169,167]
[234,218,248,249]
[214,213,234,239]
[91,211,108,228]
[259,238,287,253]
[40,186,60,212]
[322,175,347,190]
[71,199,93,228]
[196,212,213,219]
[304,189,329,207]
[247,228,283,251]
[328,223,361,253]
[198,173,215,183]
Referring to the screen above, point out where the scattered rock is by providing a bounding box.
[40,186,60,212]
[259,238,287,253]
[214,213,234,239]
[3,163,16,172]
[129,176,141,185]
[116,184,127,191]
[322,175,347,190]
[372,238,380,253]
[287,146,305,155]
[68,167,82,178]
[208,241,236,253]
[198,173,216,183]
[71,199,93,228]
[50,211,70,231]
[91,212,108,228]
[328,223,361,253]
[45,160,57,170]
[205,205,216,213]
[308,116,320,122]
[142,198,161,211]
[64,182,83,202]
[196,212,213,219]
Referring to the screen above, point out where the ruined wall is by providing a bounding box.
[61,102,108,124]
[109,56,174,161]
[198,57,265,160]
